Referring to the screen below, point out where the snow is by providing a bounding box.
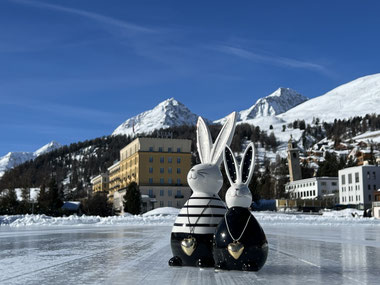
[0,141,61,178]
[278,73,380,124]
[1,209,379,227]
[1,210,380,284]
[352,130,380,143]
[15,188,40,202]
[112,98,204,137]
[142,207,180,216]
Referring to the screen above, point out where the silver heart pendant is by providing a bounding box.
[181,236,196,256]
[228,241,244,260]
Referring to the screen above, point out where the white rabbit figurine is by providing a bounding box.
[168,112,237,268]
[213,142,268,271]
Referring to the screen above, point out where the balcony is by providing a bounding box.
[373,202,380,207]
[175,195,184,199]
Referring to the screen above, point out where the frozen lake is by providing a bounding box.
[1,220,380,285]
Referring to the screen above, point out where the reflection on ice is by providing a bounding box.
[0,224,379,284]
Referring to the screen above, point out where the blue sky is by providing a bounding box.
[1,0,380,155]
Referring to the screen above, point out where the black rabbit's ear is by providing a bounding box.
[240,143,255,184]
[223,145,238,185]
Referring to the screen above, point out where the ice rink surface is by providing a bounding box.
[1,222,380,285]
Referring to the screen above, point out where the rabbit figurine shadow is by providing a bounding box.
[168,112,237,268]
[213,142,268,271]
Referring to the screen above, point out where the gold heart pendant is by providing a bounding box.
[181,236,196,256]
[228,241,244,260]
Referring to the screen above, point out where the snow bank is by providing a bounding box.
[0,213,175,227]
[142,207,180,216]
[1,209,379,228]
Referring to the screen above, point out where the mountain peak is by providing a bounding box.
[239,88,308,121]
[34,141,62,156]
[112,98,204,136]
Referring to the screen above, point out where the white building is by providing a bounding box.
[339,165,380,209]
[285,177,339,202]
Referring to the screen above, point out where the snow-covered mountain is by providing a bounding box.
[0,141,62,177]
[214,87,308,125]
[112,98,206,136]
[279,73,380,123]
[239,88,308,120]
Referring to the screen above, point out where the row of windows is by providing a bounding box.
[288,182,316,190]
[367,171,377,180]
[148,189,183,197]
[149,167,181,174]
[148,178,181,185]
[342,171,378,185]
[293,190,316,198]
[148,157,181,163]
[368,184,377,191]
[342,194,372,202]
[149,147,182,153]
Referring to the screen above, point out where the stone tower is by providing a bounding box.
[287,136,302,182]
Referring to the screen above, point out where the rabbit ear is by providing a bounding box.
[240,142,255,185]
[196,116,212,163]
[223,145,239,185]
[210,112,237,166]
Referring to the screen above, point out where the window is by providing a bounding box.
[168,201,172,207]
[368,185,371,190]
[321,182,326,186]
[148,189,154,198]
[332,182,337,186]
[168,178,172,184]
[160,168,164,173]
[149,157,153,163]
[369,194,372,201]
[149,167,153,173]
[177,168,181,174]
[176,190,182,196]
[168,190,172,196]
[159,147,163,152]
[374,172,377,179]
[168,147,172,153]
[160,178,164,184]
[293,153,297,158]
[149,178,153,184]
[177,178,181,185]
[374,185,377,191]
[348,174,352,184]
[177,148,181,153]
[367,171,370,179]
[168,167,172,174]
[149,147,154,152]
[177,157,181,164]
[313,190,316,196]
[160,190,164,196]
[168,157,172,163]
[160,201,164,207]
[160,157,164,163]
[355,172,359,183]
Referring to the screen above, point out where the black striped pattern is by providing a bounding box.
[172,194,227,234]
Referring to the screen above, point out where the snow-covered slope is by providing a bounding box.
[214,87,308,125]
[34,141,61,156]
[112,98,206,136]
[0,141,61,177]
[239,88,308,120]
[279,73,380,123]
[0,152,35,177]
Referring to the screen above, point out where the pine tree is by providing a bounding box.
[47,178,63,216]
[0,188,19,215]
[123,182,142,215]
[37,183,49,214]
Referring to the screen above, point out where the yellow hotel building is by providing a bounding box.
[100,137,192,213]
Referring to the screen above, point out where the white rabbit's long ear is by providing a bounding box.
[210,112,237,166]
[240,142,255,185]
[223,145,239,185]
[196,116,212,163]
